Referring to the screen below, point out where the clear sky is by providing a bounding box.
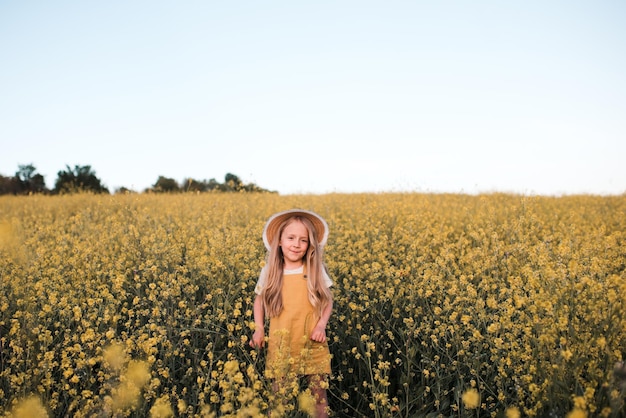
[1,1,625,195]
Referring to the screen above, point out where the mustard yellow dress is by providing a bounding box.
[265,269,331,378]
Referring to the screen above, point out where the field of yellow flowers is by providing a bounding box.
[1,193,625,417]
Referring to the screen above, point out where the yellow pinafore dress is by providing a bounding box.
[265,269,331,378]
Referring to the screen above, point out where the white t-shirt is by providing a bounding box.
[254,265,333,295]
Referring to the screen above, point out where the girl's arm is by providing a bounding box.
[310,296,333,343]
[250,295,265,348]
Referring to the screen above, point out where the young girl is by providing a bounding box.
[250,209,333,418]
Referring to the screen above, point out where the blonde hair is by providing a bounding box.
[261,216,332,318]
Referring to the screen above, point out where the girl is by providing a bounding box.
[250,209,333,418]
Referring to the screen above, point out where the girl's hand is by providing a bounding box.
[250,329,265,348]
[310,325,327,343]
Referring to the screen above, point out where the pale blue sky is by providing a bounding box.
[1,1,625,195]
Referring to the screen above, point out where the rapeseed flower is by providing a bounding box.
[103,342,126,371]
[566,408,588,418]
[505,406,521,418]
[1,193,625,417]
[11,396,49,418]
[461,388,480,409]
[150,395,174,418]
[298,391,316,416]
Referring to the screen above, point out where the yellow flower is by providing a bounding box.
[573,395,586,409]
[298,391,316,416]
[177,399,187,414]
[125,360,151,388]
[487,322,500,334]
[11,396,49,418]
[5,191,626,417]
[111,383,141,411]
[150,395,174,418]
[462,388,480,409]
[505,406,521,418]
[103,342,126,371]
[224,360,239,377]
[566,408,588,418]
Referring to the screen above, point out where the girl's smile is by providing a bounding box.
[279,220,310,269]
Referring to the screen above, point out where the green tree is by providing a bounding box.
[0,174,19,195]
[54,165,109,194]
[205,178,221,191]
[16,164,47,194]
[183,178,206,193]
[147,173,275,194]
[224,173,243,192]
[152,176,180,193]
[115,187,136,195]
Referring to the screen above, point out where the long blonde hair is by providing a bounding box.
[261,216,332,318]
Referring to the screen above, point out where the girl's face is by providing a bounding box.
[279,220,310,269]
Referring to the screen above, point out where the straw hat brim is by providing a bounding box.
[262,209,328,251]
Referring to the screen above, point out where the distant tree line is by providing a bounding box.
[0,164,275,195]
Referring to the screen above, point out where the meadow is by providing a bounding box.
[0,192,625,418]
